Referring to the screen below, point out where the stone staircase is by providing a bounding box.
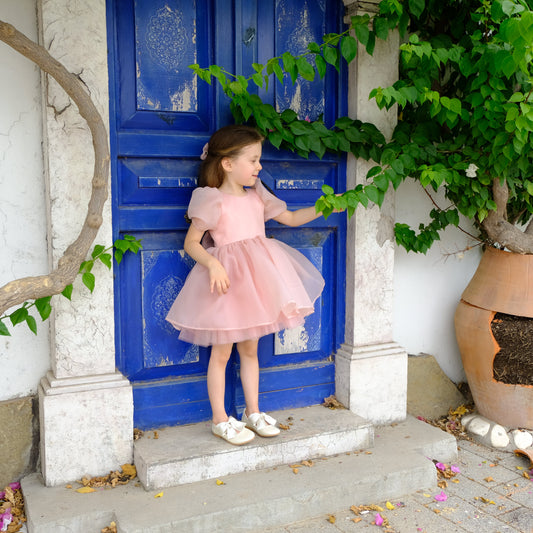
[22,409,458,532]
[134,405,373,489]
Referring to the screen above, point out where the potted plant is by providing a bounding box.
[190,0,533,428]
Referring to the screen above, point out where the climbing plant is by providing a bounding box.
[190,0,533,255]
[0,236,142,336]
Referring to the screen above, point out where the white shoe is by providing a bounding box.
[242,411,280,437]
[211,416,255,445]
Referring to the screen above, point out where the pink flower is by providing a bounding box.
[374,512,384,526]
[304,116,311,122]
[0,508,13,531]
[434,491,448,501]
[9,483,20,491]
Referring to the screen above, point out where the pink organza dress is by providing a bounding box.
[166,179,325,347]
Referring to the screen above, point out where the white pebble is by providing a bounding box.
[511,429,533,450]
[468,416,490,437]
[490,424,510,448]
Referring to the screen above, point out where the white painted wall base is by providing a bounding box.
[39,371,133,486]
[336,342,407,424]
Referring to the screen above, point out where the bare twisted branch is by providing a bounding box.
[0,20,109,315]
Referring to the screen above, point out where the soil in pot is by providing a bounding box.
[492,312,533,386]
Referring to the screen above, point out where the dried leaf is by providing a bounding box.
[484,476,494,482]
[75,486,96,493]
[352,517,362,523]
[154,492,164,498]
[215,479,225,486]
[121,464,137,478]
[438,480,448,489]
[292,468,299,474]
[327,514,336,524]
[323,395,345,409]
[301,460,314,467]
[279,423,290,430]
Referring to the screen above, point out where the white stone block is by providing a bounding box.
[39,373,133,486]
[489,424,510,448]
[336,343,407,424]
[511,429,533,450]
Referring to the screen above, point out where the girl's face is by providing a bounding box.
[221,142,263,191]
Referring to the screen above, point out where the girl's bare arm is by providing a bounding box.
[184,224,230,295]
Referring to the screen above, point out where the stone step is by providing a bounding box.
[22,416,457,533]
[134,405,373,490]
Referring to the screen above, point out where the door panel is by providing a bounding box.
[108,0,346,429]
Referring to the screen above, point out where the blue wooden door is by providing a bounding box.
[107,0,346,430]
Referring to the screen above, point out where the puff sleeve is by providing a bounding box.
[187,187,222,231]
[253,179,287,221]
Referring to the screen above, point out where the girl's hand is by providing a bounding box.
[207,258,230,295]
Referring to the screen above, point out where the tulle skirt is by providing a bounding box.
[166,236,324,346]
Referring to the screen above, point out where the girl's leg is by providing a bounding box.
[208,343,233,425]
[236,338,260,416]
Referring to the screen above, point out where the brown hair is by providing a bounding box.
[198,125,265,188]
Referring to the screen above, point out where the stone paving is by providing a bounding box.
[262,439,533,533]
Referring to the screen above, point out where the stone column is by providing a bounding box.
[336,0,407,424]
[38,0,133,486]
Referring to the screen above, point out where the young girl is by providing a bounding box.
[166,124,335,445]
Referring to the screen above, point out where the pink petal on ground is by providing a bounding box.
[435,462,446,471]
[8,482,20,491]
[434,491,448,501]
[374,512,384,526]
[451,465,461,473]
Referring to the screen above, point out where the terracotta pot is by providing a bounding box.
[455,246,533,429]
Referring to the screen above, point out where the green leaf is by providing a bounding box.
[26,315,37,335]
[364,184,381,204]
[35,296,52,321]
[323,45,339,69]
[62,284,73,300]
[10,307,29,327]
[354,23,370,46]
[340,35,358,63]
[282,52,298,83]
[509,92,524,103]
[373,17,389,41]
[91,244,106,259]
[0,320,11,336]
[315,55,327,79]
[296,56,315,81]
[115,250,124,265]
[409,0,425,18]
[322,184,335,195]
[82,272,96,293]
[99,253,112,270]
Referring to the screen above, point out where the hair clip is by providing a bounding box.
[200,143,209,160]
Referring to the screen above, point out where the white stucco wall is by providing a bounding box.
[393,180,482,383]
[0,0,51,401]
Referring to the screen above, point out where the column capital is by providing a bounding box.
[343,0,381,16]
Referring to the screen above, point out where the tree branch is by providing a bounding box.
[481,177,533,253]
[0,21,109,315]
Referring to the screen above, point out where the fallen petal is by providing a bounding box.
[451,465,461,473]
[375,513,384,526]
[154,491,164,498]
[385,501,395,510]
[75,486,96,493]
[435,462,446,471]
[434,491,448,502]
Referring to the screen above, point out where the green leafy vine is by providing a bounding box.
[0,235,142,337]
[188,0,533,254]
